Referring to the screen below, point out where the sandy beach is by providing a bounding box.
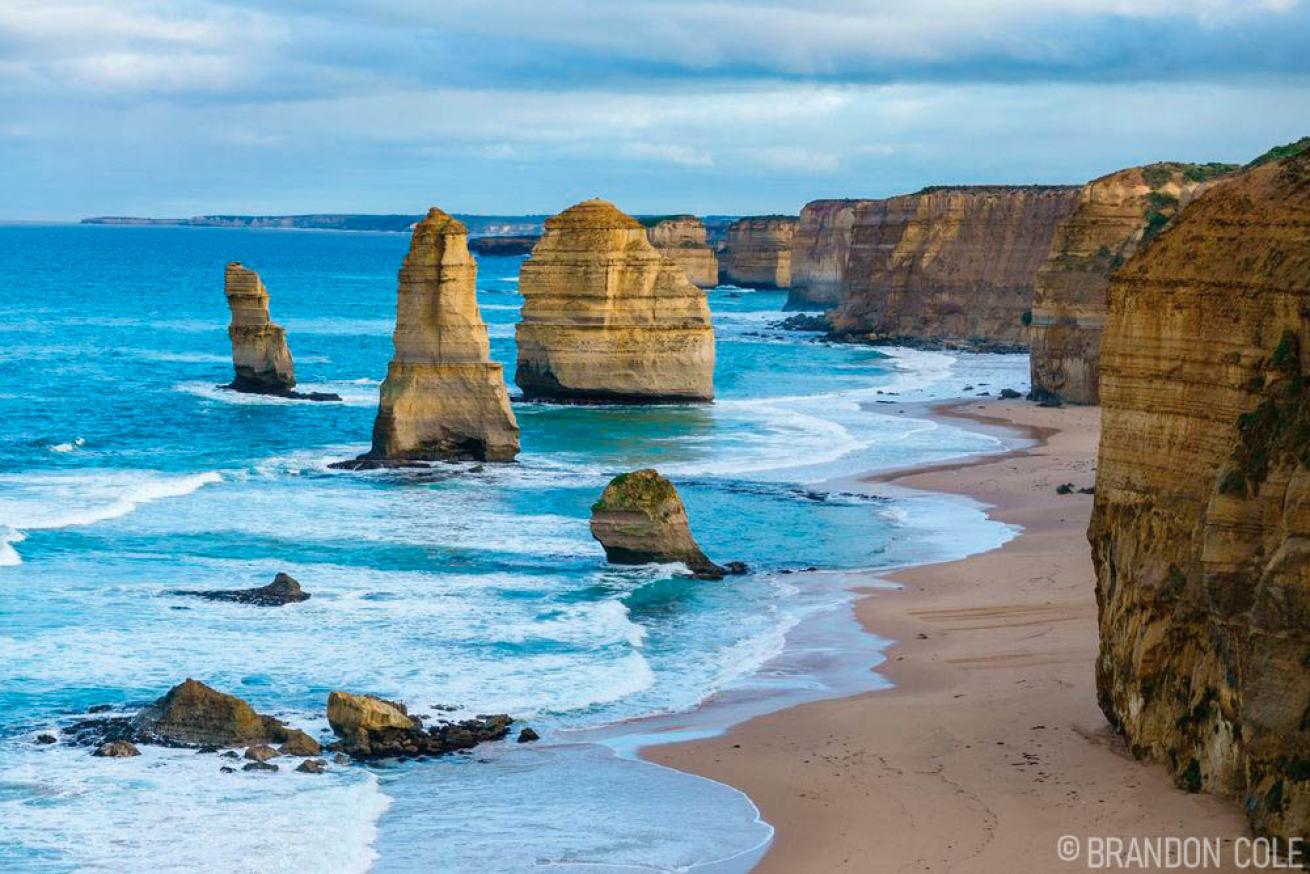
[647,399,1249,872]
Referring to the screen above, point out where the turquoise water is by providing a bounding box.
[0,224,1028,872]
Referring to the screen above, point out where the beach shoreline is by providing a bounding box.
[645,398,1249,872]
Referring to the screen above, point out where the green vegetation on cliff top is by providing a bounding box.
[1247,137,1310,169]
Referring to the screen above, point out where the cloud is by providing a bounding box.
[621,143,714,167]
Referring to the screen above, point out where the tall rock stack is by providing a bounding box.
[1028,162,1235,404]
[718,216,797,289]
[788,200,867,309]
[362,208,519,462]
[829,186,1082,349]
[224,262,297,394]
[515,199,715,403]
[643,216,719,288]
[1090,143,1310,840]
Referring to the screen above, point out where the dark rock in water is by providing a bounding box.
[517,727,540,743]
[87,704,114,714]
[244,744,279,762]
[333,753,352,766]
[242,761,278,773]
[774,312,832,333]
[326,691,512,762]
[296,758,328,774]
[999,388,1022,399]
[220,750,240,759]
[219,765,237,773]
[1056,483,1076,494]
[171,572,310,607]
[36,734,57,745]
[327,457,431,471]
[1078,486,1096,495]
[93,740,140,758]
[724,561,749,575]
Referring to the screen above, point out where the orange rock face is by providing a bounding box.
[644,216,718,288]
[829,187,1081,347]
[1029,163,1234,404]
[718,216,796,289]
[1090,147,1310,839]
[516,199,715,403]
[788,199,867,309]
[224,263,296,393]
[366,208,519,462]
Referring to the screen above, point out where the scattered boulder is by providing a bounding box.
[517,727,540,743]
[35,734,57,745]
[296,758,328,774]
[242,761,278,773]
[1055,483,1076,494]
[220,765,236,773]
[278,732,322,757]
[171,572,311,607]
[589,469,733,578]
[326,691,511,761]
[93,741,140,758]
[999,388,1022,399]
[244,744,279,762]
[128,679,318,750]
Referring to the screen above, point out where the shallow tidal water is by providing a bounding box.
[0,224,1029,872]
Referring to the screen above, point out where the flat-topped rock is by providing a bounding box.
[643,215,718,288]
[718,216,796,289]
[515,199,715,403]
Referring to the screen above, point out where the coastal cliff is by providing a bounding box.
[788,200,867,309]
[718,216,797,289]
[224,262,297,394]
[643,216,718,288]
[1090,144,1310,839]
[515,199,715,403]
[829,186,1081,348]
[362,207,519,462]
[1029,163,1235,404]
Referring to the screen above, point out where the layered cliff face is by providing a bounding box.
[788,200,867,309]
[643,216,718,288]
[224,263,296,393]
[718,216,797,289]
[516,199,715,402]
[1029,163,1236,404]
[829,187,1082,347]
[1091,148,1310,839]
[365,207,519,462]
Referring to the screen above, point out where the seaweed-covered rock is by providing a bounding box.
[589,469,727,577]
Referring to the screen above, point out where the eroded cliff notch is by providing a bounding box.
[1028,162,1235,405]
[829,186,1082,349]
[515,199,715,403]
[1091,142,1310,840]
[358,207,519,463]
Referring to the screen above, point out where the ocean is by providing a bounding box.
[0,224,1029,872]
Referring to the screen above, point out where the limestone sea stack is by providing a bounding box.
[1090,142,1310,840]
[360,208,519,463]
[829,186,1082,349]
[515,199,715,403]
[718,216,797,289]
[642,215,719,288]
[1028,162,1236,404]
[589,469,740,579]
[788,199,868,309]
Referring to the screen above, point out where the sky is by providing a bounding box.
[1,0,1308,219]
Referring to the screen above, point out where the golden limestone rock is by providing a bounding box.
[829,186,1082,349]
[643,215,718,288]
[364,208,519,463]
[718,216,796,289]
[788,199,869,309]
[224,262,296,394]
[1090,142,1310,839]
[589,469,730,578]
[515,199,715,402]
[1028,162,1236,404]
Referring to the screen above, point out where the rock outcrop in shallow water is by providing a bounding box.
[223,263,340,401]
[1090,143,1310,840]
[788,199,868,309]
[829,186,1082,348]
[642,215,718,288]
[326,691,511,761]
[352,208,519,464]
[515,199,715,403]
[1028,163,1236,404]
[718,216,796,289]
[590,469,744,579]
[172,571,310,606]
